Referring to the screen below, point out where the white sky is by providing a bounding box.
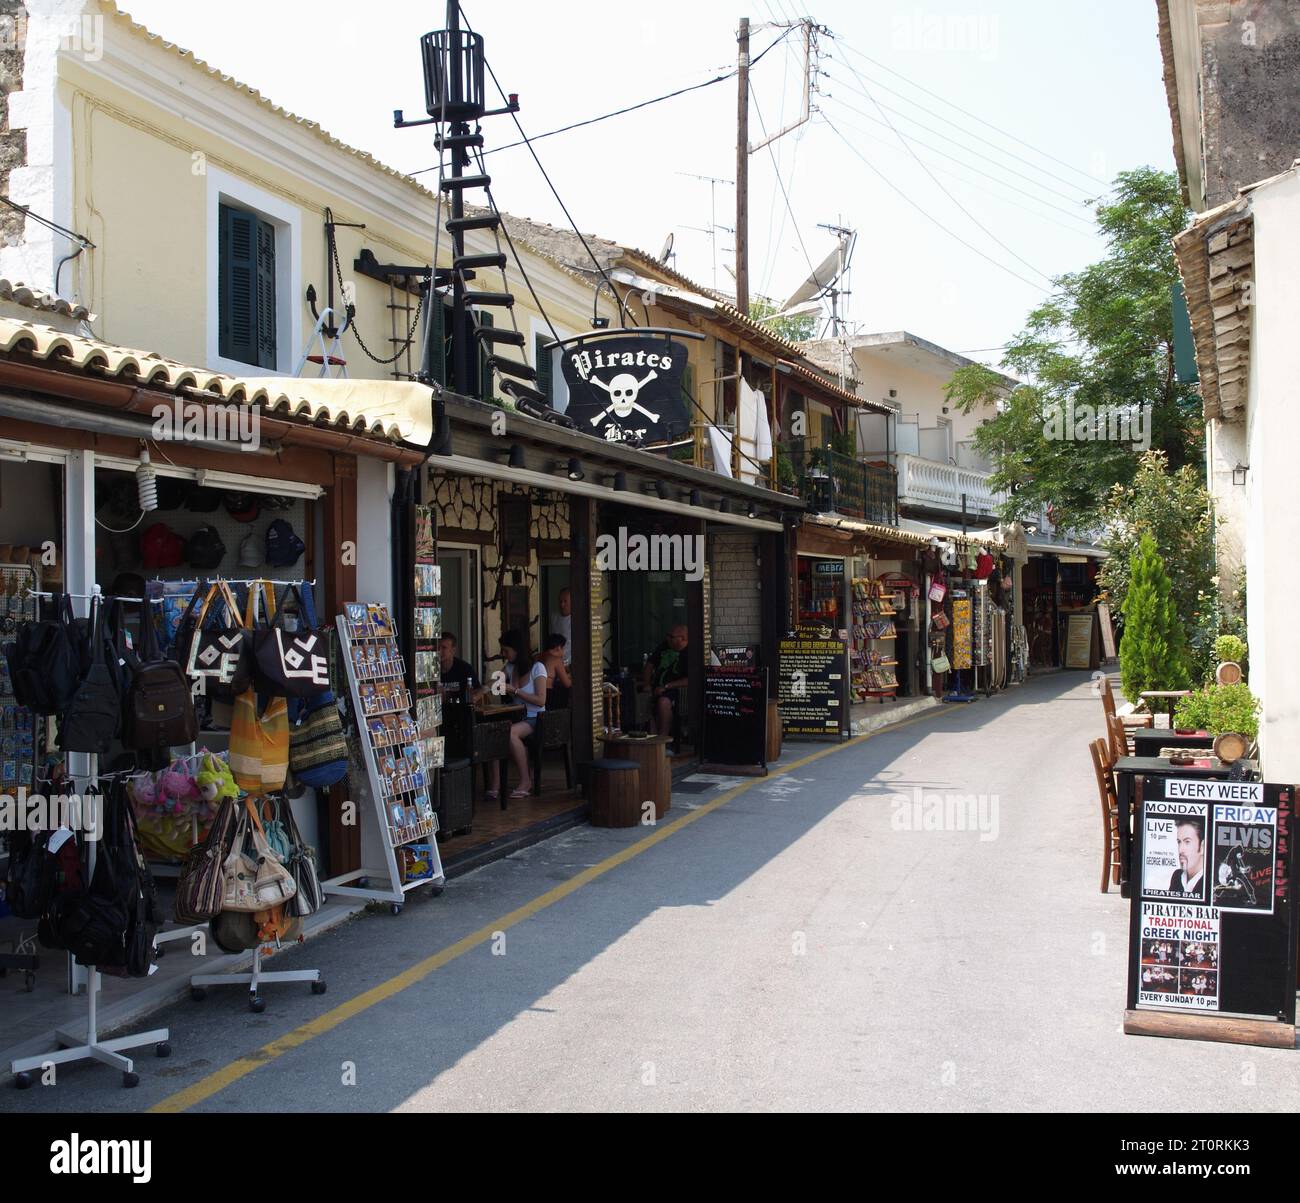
[117,0,1176,365]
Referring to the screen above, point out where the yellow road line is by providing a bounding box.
[150,706,950,1112]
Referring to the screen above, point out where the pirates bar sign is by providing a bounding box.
[560,334,690,445]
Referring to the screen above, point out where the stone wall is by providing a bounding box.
[0,4,27,250]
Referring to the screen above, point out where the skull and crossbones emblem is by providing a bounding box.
[590,369,660,427]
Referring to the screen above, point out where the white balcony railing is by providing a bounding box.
[896,452,1008,517]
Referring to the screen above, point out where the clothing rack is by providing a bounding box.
[10,754,171,1090]
[26,588,163,605]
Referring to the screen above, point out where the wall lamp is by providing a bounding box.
[506,443,526,470]
[718,498,731,515]
[602,471,628,491]
[1232,463,1249,486]
[689,488,703,508]
[563,457,584,481]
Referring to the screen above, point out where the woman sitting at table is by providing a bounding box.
[541,633,572,709]
[487,629,548,800]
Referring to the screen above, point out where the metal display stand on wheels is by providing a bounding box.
[190,945,325,1013]
[322,603,445,914]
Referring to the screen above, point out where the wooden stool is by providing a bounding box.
[588,758,641,828]
[766,698,782,764]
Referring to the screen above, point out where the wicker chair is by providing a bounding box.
[527,708,574,795]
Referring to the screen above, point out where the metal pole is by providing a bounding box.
[735,16,750,316]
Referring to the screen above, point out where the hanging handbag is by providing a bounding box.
[276,795,323,918]
[931,654,951,674]
[174,796,239,924]
[260,797,293,863]
[244,798,297,909]
[122,599,197,750]
[928,577,948,604]
[184,581,253,689]
[59,596,123,755]
[219,807,262,913]
[287,583,348,788]
[229,586,290,793]
[931,611,950,631]
[210,908,262,953]
[4,592,82,715]
[253,584,330,699]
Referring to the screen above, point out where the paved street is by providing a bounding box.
[6,673,1296,1113]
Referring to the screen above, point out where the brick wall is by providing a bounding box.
[708,528,761,651]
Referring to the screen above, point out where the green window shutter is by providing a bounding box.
[219,204,259,366]
[534,333,553,404]
[255,219,277,370]
[478,310,494,401]
[422,297,447,385]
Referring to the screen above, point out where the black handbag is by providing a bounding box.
[252,585,331,699]
[3,593,82,715]
[59,597,123,754]
[122,603,197,750]
[180,581,253,691]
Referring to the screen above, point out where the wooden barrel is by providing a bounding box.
[603,735,671,819]
[766,699,782,764]
[589,759,641,828]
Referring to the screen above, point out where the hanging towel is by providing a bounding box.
[707,426,734,478]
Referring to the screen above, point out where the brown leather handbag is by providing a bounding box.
[173,797,239,924]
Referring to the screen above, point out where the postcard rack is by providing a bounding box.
[323,602,444,915]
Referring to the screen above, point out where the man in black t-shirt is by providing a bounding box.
[643,624,690,738]
[438,633,481,706]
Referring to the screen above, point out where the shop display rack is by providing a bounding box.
[324,602,445,914]
[850,577,899,702]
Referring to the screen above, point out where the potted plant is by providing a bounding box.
[1213,634,1247,685]
[1171,682,1260,742]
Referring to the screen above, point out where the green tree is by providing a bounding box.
[945,167,1203,533]
[749,295,818,344]
[1119,533,1190,702]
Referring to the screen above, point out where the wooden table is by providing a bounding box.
[1113,756,1234,898]
[1138,690,1193,719]
[1131,729,1213,758]
[602,733,672,819]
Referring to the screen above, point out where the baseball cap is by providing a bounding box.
[140,523,185,570]
[238,532,262,569]
[265,518,305,568]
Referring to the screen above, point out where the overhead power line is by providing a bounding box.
[829,59,1054,285]
[408,27,796,172]
[829,36,1111,190]
[751,79,820,290]
[824,87,1095,208]
[822,114,1050,294]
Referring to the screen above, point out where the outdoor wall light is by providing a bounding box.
[566,457,584,481]
[507,443,526,469]
[1232,462,1249,486]
[603,471,628,491]
[747,502,758,519]
[690,488,703,508]
[718,498,731,515]
[655,480,670,500]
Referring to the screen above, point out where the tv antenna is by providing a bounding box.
[678,171,734,293]
[779,220,856,385]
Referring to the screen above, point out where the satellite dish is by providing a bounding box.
[759,299,823,323]
[781,230,855,311]
[657,232,675,263]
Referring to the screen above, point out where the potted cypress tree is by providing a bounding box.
[1119,533,1190,704]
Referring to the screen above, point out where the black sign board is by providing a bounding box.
[1125,780,1299,1044]
[560,334,689,446]
[715,645,757,667]
[777,631,849,740]
[702,666,767,773]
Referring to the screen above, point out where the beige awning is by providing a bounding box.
[0,316,433,445]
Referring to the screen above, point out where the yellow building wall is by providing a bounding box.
[56,57,601,378]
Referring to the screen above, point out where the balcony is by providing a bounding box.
[789,439,898,525]
[896,453,1008,518]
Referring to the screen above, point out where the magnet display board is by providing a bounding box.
[1125,780,1298,1046]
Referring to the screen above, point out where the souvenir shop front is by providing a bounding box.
[424,390,798,848]
[0,336,434,1084]
[1021,548,1103,670]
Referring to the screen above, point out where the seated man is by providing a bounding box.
[643,624,690,740]
[438,632,481,706]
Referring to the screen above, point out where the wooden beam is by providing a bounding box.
[1123,1010,1296,1049]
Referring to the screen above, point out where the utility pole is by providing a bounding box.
[735,16,750,317]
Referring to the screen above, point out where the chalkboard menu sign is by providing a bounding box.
[1125,780,1299,1046]
[702,666,767,772]
[777,631,849,740]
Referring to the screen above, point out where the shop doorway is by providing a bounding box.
[438,545,481,677]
